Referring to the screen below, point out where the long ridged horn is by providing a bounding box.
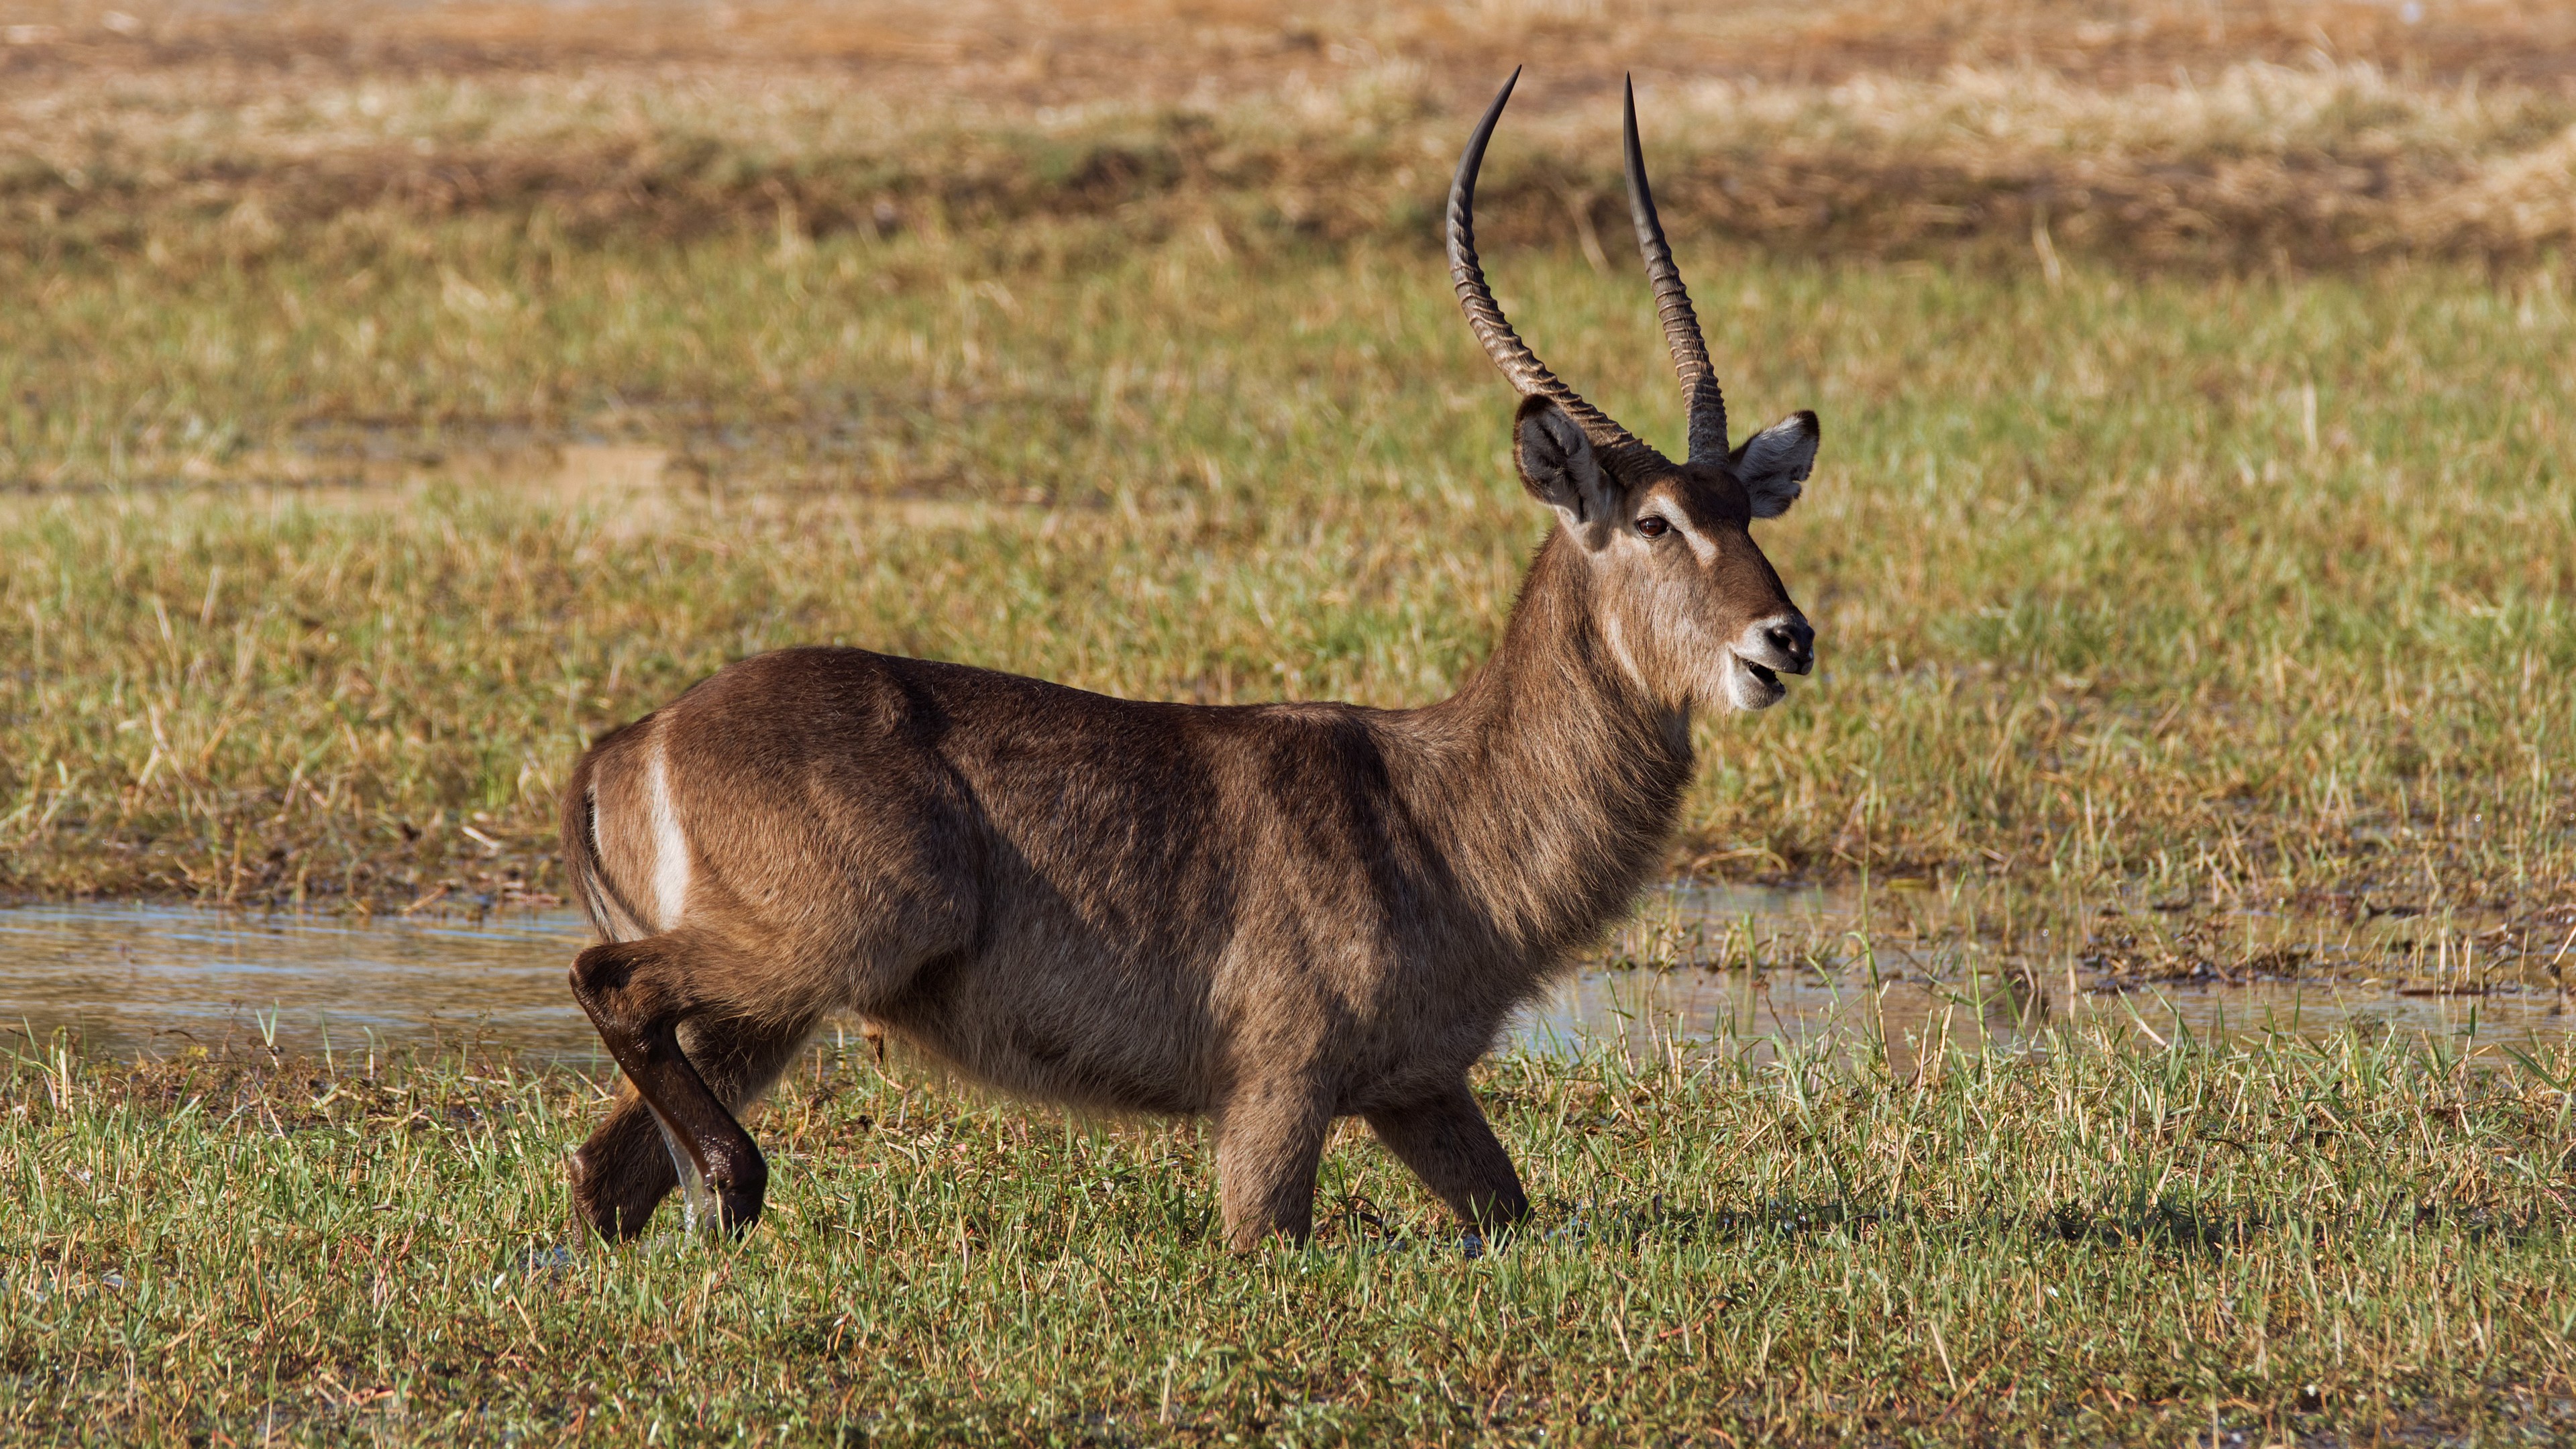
[1448,68,1671,481]
[1623,74,1727,462]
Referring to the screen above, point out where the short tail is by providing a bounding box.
[559,720,648,941]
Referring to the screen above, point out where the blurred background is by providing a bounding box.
[7,1,2576,270]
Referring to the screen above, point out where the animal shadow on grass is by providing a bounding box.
[1520,1194,2276,1257]
[1169,1191,2277,1258]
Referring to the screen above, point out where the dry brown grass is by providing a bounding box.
[8,1,2576,267]
[11,0,2576,91]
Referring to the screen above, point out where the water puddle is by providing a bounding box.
[0,904,604,1066]
[1527,953,2569,1072]
[1,887,2567,1069]
[1533,881,2574,1069]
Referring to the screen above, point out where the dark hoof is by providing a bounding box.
[710,1183,765,1235]
[707,1154,769,1236]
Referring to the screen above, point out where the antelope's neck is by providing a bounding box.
[1407,533,1697,959]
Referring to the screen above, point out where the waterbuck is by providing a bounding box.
[560,70,1822,1250]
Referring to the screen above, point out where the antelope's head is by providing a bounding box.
[1451,70,1820,713]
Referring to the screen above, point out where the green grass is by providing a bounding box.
[5,1029,2571,1444]
[3,223,2571,927]
[7,15,2574,1443]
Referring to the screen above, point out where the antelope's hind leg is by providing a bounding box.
[568,1081,678,1240]
[569,928,816,1238]
[1364,1080,1530,1236]
[569,1011,818,1240]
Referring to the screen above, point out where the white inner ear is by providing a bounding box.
[1735,413,1819,517]
[1563,454,1622,546]
[1519,407,1619,548]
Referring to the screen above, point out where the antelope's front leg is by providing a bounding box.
[1213,1078,1335,1252]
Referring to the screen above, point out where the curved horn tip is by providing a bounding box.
[1621,75,1650,193]
[1489,65,1523,126]
[1451,67,1525,215]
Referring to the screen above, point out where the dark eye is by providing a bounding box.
[1636,516,1670,538]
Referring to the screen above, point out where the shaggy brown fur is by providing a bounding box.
[561,74,1825,1250]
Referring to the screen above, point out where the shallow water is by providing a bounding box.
[1525,951,2571,1071]
[1536,882,2574,1068]
[0,904,604,1066]
[0,890,2566,1068]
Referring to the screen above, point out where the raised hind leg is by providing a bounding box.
[569,1007,818,1240]
[1364,1079,1529,1235]
[568,928,816,1238]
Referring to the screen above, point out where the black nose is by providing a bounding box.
[1766,619,1815,673]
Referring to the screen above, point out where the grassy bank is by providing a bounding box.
[4,1030,2571,1444]
[3,3,2570,939]
[4,225,2571,934]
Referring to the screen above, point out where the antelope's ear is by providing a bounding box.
[1514,396,1619,549]
[1730,411,1819,519]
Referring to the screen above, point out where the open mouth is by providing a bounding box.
[1725,651,1790,710]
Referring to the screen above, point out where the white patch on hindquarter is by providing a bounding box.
[647,739,691,931]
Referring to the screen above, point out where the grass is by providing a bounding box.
[3,223,2571,936]
[1,3,2568,921]
[4,1027,2572,1444]
[3,5,2573,1442]
[11,1,2576,268]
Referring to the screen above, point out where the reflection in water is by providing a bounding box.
[1523,881,2573,1069]
[0,888,2567,1067]
[1519,958,2565,1073]
[0,904,604,1065]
